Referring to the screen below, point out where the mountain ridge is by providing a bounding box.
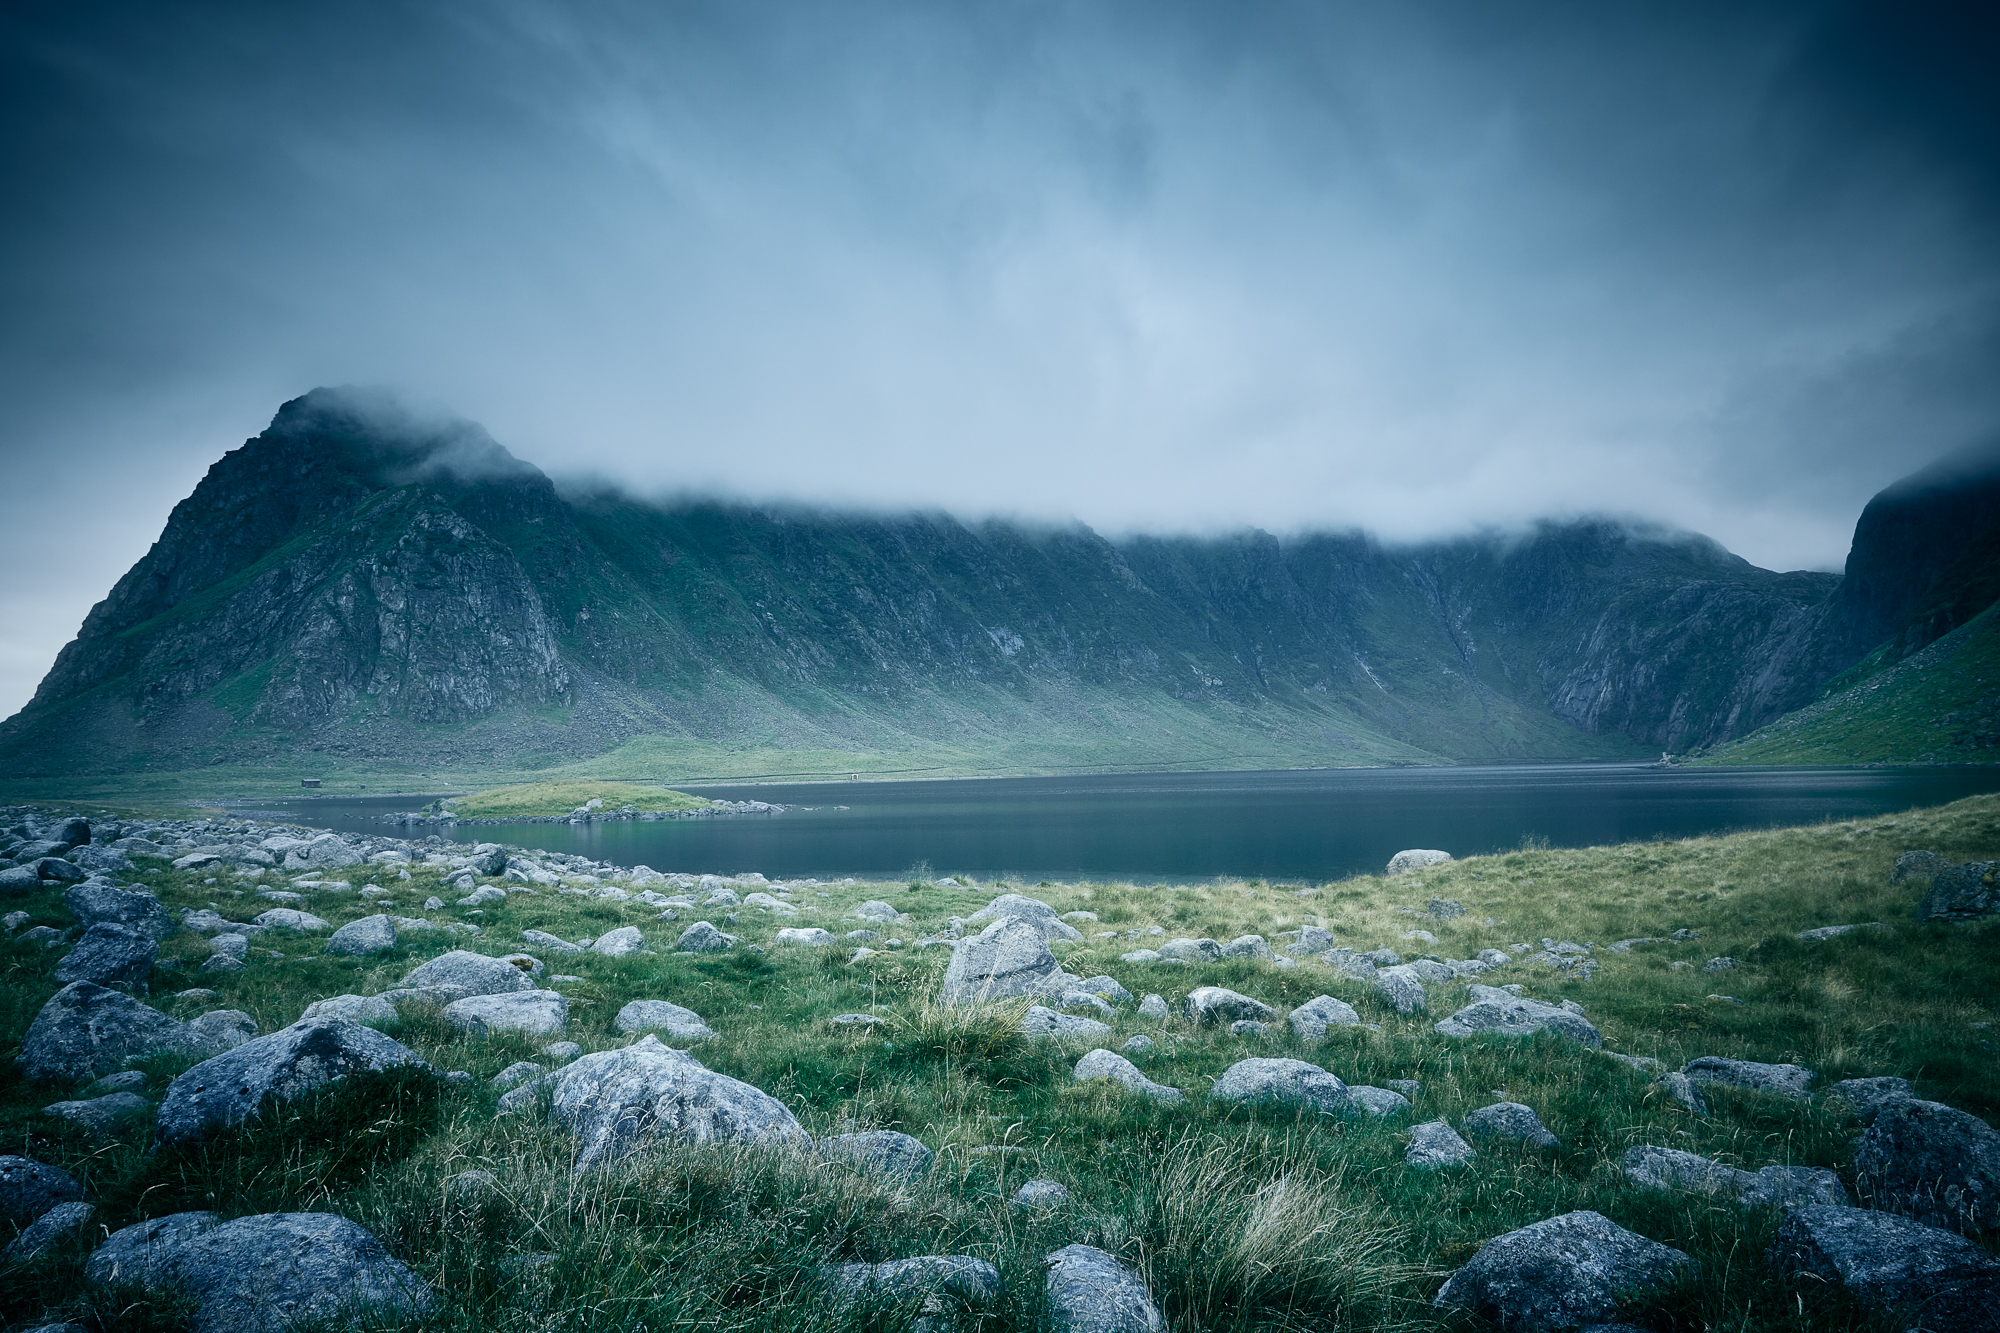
[2,388,1992,786]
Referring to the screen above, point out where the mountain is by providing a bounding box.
[0,389,1991,786]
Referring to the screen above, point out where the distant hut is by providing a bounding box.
[300,778,322,789]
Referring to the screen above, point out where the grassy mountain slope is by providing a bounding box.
[2,795,1995,1331]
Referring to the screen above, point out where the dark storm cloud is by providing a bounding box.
[1,0,1996,715]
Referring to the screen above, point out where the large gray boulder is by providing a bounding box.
[1209,1058,1349,1115]
[442,990,568,1037]
[1682,1056,1813,1099]
[155,1017,427,1144]
[1854,1097,2000,1233]
[1434,1210,1695,1329]
[1288,994,1360,1041]
[592,926,645,956]
[1182,986,1275,1026]
[674,921,735,953]
[1156,937,1222,963]
[54,922,158,988]
[1769,1204,2000,1333]
[398,950,536,996]
[1916,860,1999,921]
[545,1034,806,1171]
[1826,1076,1914,1123]
[1387,849,1452,875]
[1044,1243,1163,1332]
[1407,1120,1476,1168]
[819,1130,933,1178]
[84,1211,434,1333]
[65,882,174,940]
[324,915,396,956]
[70,845,134,875]
[1372,965,1428,1014]
[1434,985,1601,1047]
[966,894,1084,942]
[1622,1145,1846,1208]
[1892,849,1950,885]
[0,1156,82,1226]
[185,1009,258,1053]
[614,999,715,1041]
[1073,1048,1182,1103]
[299,994,399,1026]
[940,918,1067,1005]
[1463,1102,1559,1148]
[16,981,190,1082]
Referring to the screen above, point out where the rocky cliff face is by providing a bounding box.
[3,389,1992,776]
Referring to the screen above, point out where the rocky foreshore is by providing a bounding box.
[376,798,786,828]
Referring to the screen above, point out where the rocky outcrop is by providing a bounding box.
[544,1035,806,1171]
[1434,985,1601,1047]
[940,918,1068,1005]
[1854,1097,2000,1233]
[1435,1210,1695,1329]
[1769,1204,2000,1333]
[155,1017,428,1144]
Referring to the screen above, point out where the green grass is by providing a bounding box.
[445,780,712,819]
[3,796,1998,1330]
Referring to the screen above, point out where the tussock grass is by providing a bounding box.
[2,795,1998,1329]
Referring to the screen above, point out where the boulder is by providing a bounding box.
[1015,1179,1070,1207]
[1892,849,1951,884]
[1916,860,2000,920]
[1220,934,1274,960]
[442,991,568,1037]
[614,999,714,1041]
[5,1200,94,1260]
[1137,993,1169,1019]
[1428,896,1468,919]
[1372,965,1428,1014]
[1651,1072,1707,1114]
[324,915,396,956]
[1826,1076,1914,1123]
[300,994,399,1026]
[43,1092,151,1138]
[69,845,134,874]
[591,926,644,957]
[65,882,174,940]
[1407,1120,1476,1168]
[457,885,506,906]
[521,929,583,953]
[1854,1097,2000,1233]
[940,918,1067,1005]
[1434,985,1602,1047]
[251,908,330,931]
[1622,1145,1847,1208]
[1021,1006,1113,1040]
[1156,937,1222,963]
[854,900,899,922]
[0,1155,82,1226]
[819,1130,933,1178]
[1287,926,1336,956]
[1768,1204,2000,1332]
[966,894,1083,942]
[398,950,537,996]
[775,927,835,946]
[826,1255,1001,1320]
[1386,849,1452,876]
[1182,986,1275,1026]
[186,1009,258,1053]
[16,981,191,1082]
[1681,1056,1813,1099]
[1078,975,1133,1003]
[1073,1048,1182,1103]
[674,921,735,953]
[54,817,92,847]
[155,1017,428,1144]
[492,1061,545,1090]
[1463,1102,1559,1148]
[1044,1243,1163,1333]
[1343,1085,1413,1116]
[54,922,157,988]
[545,1034,806,1170]
[1209,1057,1349,1115]
[85,1210,434,1333]
[1434,1210,1695,1329]
[32,857,88,884]
[1288,994,1361,1040]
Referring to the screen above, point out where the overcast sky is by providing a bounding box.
[3,0,1997,718]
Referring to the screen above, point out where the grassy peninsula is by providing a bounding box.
[1,796,1996,1330]
[444,780,712,820]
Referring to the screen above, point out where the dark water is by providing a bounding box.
[220,763,2000,883]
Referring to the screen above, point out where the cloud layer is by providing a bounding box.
[2,0,1996,717]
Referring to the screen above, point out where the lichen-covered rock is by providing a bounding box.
[1407,1119,1476,1168]
[1044,1243,1163,1332]
[966,894,1083,942]
[1434,985,1601,1047]
[1464,1101,1559,1148]
[44,1091,153,1138]
[1372,965,1428,1014]
[614,999,714,1041]
[0,1156,83,1226]
[398,950,536,996]
[1021,1006,1112,1040]
[4,1200,95,1260]
[65,882,175,940]
[592,926,645,956]
[1220,934,1274,960]
[1435,1210,1694,1329]
[1769,1204,2000,1333]
[820,1130,933,1178]
[1682,1056,1813,1099]
[1854,1097,2000,1233]
[83,1211,219,1288]
[1343,1085,1413,1116]
[324,914,397,956]
[156,1017,427,1144]
[1826,1076,1913,1122]
[1387,849,1452,875]
[775,927,835,946]
[1622,1145,1846,1208]
[827,1254,1002,1320]
[1182,986,1275,1025]
[16,981,192,1082]
[1156,937,1223,962]
[1209,1058,1348,1115]
[1288,994,1361,1040]
[251,908,330,932]
[54,922,158,988]
[299,994,399,1026]
[1073,1048,1182,1103]
[673,921,735,953]
[545,1034,806,1171]
[441,990,568,1037]
[1916,860,2000,921]
[941,919,1066,1005]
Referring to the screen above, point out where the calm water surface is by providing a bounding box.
[222,764,2000,883]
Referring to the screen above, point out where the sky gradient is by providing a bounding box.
[2,0,1996,718]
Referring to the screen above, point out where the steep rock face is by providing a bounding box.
[5,389,1995,773]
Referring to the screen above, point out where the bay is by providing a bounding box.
[223,762,2000,883]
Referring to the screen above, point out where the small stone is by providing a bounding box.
[1463,1101,1559,1147]
[1406,1119,1476,1168]
[1073,1048,1182,1103]
[1652,1072,1708,1114]
[1702,956,1737,973]
[1013,1179,1070,1207]
[1386,849,1452,875]
[775,926,835,946]
[1122,1034,1153,1053]
[1372,965,1428,1014]
[1021,1006,1113,1040]
[1138,993,1169,1018]
[829,1013,888,1027]
[1288,994,1361,1041]
[1427,896,1467,919]
[820,1130,932,1178]
[674,921,736,953]
[591,926,644,956]
[614,999,715,1041]
[1343,1085,1413,1116]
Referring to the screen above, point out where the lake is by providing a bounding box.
[220,763,2000,883]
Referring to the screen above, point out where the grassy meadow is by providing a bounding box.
[2,795,1998,1330]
